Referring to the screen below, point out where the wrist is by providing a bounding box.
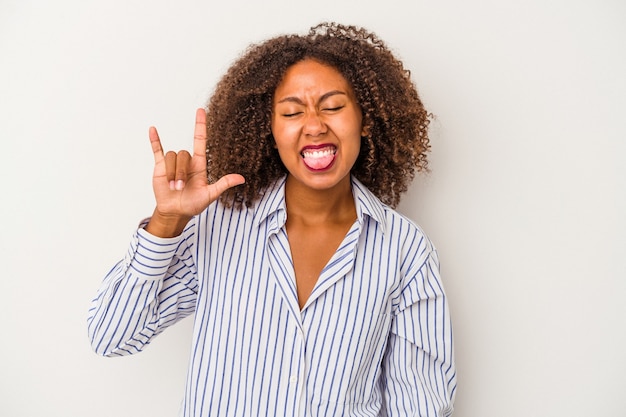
[145,210,192,238]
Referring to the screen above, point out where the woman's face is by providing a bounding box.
[271,59,364,193]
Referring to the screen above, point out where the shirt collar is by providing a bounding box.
[351,176,387,235]
[253,176,288,229]
[253,175,387,234]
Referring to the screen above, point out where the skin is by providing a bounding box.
[271,59,365,197]
[145,109,245,238]
[146,59,366,308]
[272,59,365,308]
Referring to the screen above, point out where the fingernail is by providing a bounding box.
[169,180,176,191]
[175,180,184,190]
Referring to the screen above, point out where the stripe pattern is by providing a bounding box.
[88,176,456,416]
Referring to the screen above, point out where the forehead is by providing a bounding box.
[273,59,354,99]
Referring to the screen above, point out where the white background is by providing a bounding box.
[1,0,624,416]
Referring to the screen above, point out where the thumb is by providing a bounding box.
[209,174,246,200]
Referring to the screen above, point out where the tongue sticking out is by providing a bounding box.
[302,148,336,170]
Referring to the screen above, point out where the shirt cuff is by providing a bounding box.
[122,220,183,279]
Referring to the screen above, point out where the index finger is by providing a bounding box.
[193,108,208,159]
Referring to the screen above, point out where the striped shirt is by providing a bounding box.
[88,176,456,416]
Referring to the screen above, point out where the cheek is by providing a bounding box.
[272,134,299,160]
[341,116,365,147]
[271,118,295,139]
[344,109,363,137]
[272,129,303,154]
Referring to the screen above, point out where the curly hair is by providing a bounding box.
[205,22,430,208]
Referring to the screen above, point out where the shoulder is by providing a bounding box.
[353,177,433,243]
[383,204,437,267]
[352,177,436,269]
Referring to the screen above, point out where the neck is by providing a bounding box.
[284,175,356,225]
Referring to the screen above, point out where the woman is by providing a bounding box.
[88,22,456,417]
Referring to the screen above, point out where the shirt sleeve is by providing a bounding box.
[87,219,199,357]
[381,248,457,416]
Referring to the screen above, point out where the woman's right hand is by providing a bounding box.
[145,108,245,237]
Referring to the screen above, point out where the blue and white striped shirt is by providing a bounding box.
[88,176,456,416]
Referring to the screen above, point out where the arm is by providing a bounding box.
[87,222,198,357]
[87,108,244,356]
[381,250,457,416]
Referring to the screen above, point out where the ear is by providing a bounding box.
[360,116,370,137]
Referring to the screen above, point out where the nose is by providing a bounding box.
[302,111,327,136]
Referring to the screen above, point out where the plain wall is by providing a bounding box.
[1,0,624,416]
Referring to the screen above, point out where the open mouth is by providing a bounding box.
[301,145,337,171]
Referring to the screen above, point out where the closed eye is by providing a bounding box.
[323,106,344,112]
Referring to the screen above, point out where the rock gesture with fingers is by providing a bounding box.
[146,108,245,237]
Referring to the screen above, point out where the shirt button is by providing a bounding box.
[289,376,298,384]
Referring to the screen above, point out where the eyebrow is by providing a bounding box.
[276,90,347,105]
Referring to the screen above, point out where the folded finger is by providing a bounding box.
[164,151,177,188]
[175,151,192,189]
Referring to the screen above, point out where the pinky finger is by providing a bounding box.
[149,126,165,164]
